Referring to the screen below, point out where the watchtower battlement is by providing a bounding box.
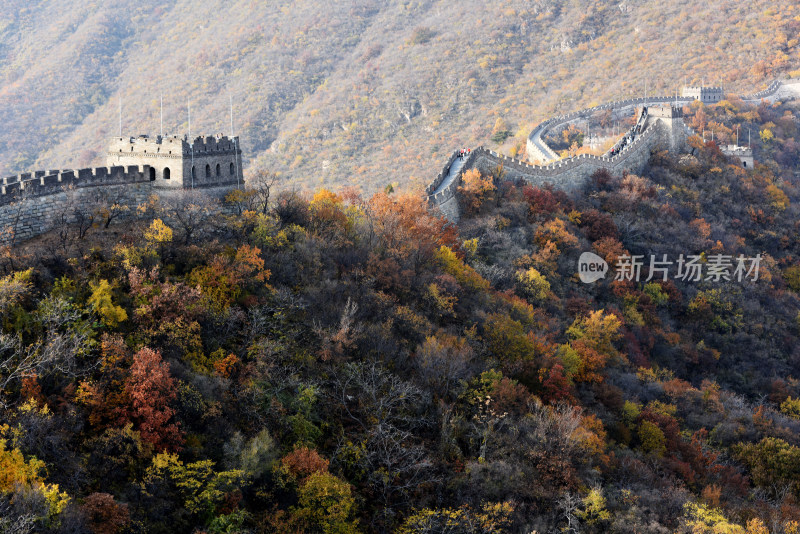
[188,135,239,153]
[108,134,240,155]
[107,134,243,187]
[109,135,184,154]
[0,132,245,244]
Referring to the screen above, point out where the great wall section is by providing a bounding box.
[426,79,795,221]
[0,135,242,244]
[0,79,797,245]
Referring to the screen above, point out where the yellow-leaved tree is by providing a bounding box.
[0,402,70,526]
[144,218,173,247]
[515,267,551,303]
[565,310,622,383]
[88,279,127,327]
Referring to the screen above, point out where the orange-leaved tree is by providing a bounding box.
[458,168,496,216]
[367,191,461,273]
[188,244,271,311]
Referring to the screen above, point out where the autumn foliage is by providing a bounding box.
[118,348,183,452]
[2,94,800,532]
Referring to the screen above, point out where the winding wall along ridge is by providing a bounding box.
[426,79,785,221]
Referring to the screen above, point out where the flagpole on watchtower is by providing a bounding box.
[229,93,234,137]
[230,92,240,190]
[188,98,194,190]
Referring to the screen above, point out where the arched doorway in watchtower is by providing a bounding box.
[164,167,171,180]
[191,166,196,181]
[149,167,156,181]
[216,163,221,176]
[205,164,211,178]
[230,162,235,175]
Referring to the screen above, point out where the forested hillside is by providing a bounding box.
[1,95,800,532]
[0,0,798,192]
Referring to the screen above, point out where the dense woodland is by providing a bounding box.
[0,0,799,193]
[0,94,799,533]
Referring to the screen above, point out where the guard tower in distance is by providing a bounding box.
[107,134,243,188]
[721,145,754,169]
[681,86,724,104]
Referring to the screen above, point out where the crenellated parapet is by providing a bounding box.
[188,135,240,154]
[742,79,783,100]
[0,165,155,207]
[107,134,241,157]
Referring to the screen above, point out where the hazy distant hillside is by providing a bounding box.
[0,0,797,192]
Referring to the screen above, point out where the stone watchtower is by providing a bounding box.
[643,105,689,152]
[107,134,243,188]
[681,86,724,104]
[721,145,754,169]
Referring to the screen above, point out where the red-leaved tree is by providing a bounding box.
[118,348,183,452]
[81,492,130,534]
